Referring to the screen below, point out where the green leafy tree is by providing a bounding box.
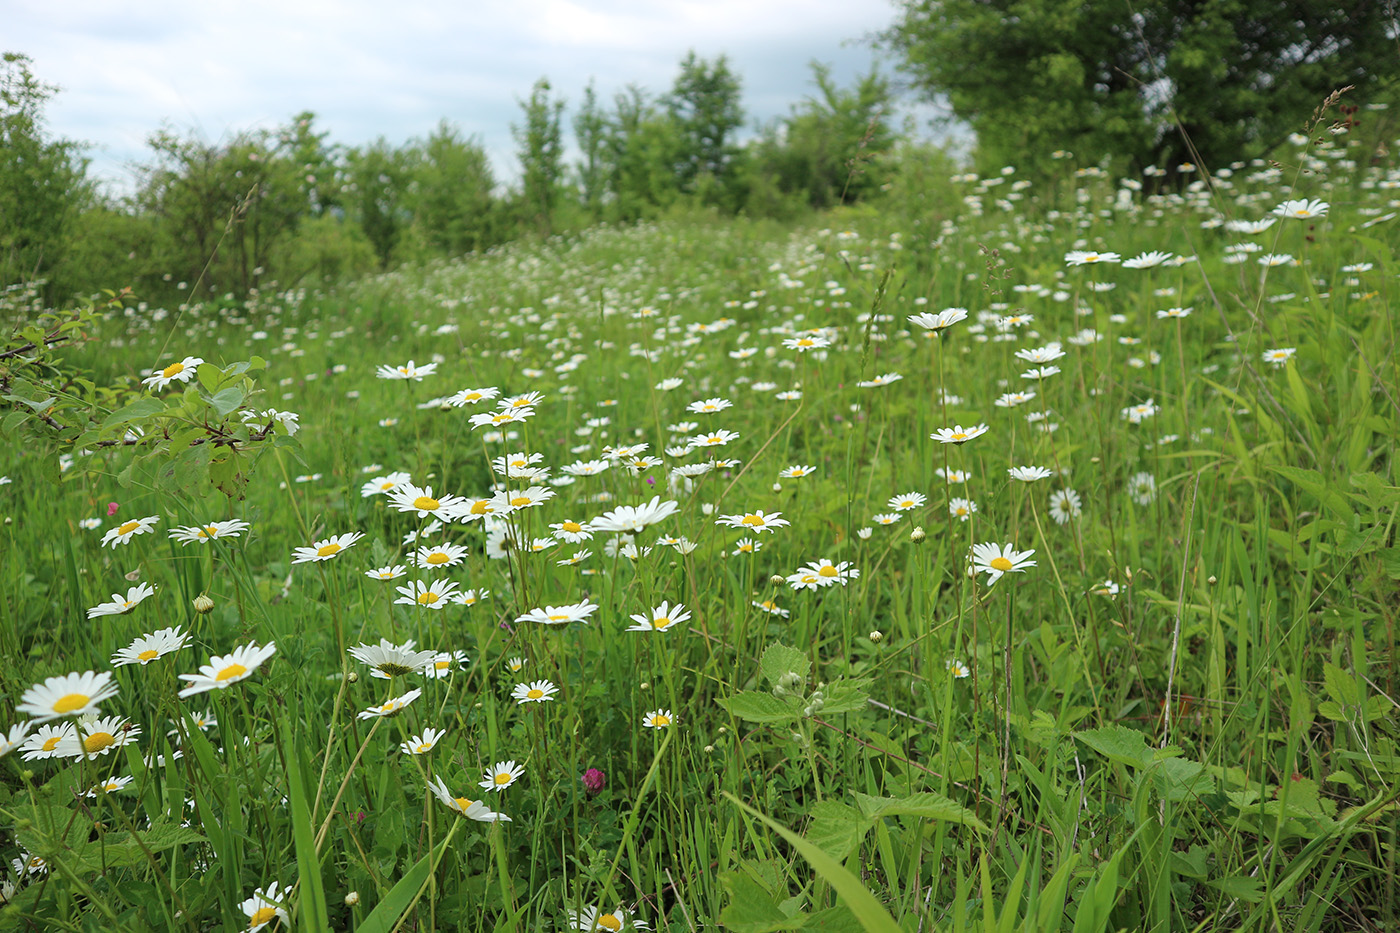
[408,120,499,256]
[0,52,92,299]
[882,0,1399,174]
[603,85,684,222]
[514,78,566,235]
[345,139,414,270]
[574,81,610,221]
[666,52,745,203]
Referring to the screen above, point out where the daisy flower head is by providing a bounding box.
[642,709,675,729]
[1128,471,1157,505]
[930,423,989,445]
[1261,347,1296,367]
[86,775,134,797]
[686,397,733,414]
[779,465,816,479]
[790,558,859,588]
[424,650,469,678]
[349,638,436,678]
[168,519,251,545]
[888,491,926,511]
[1008,465,1053,482]
[970,542,1037,585]
[517,601,599,626]
[1155,307,1192,320]
[857,372,904,387]
[949,497,977,521]
[1091,580,1121,597]
[21,722,74,760]
[936,467,971,484]
[1064,250,1121,266]
[0,722,31,759]
[627,601,691,633]
[590,496,679,534]
[908,307,968,332]
[1120,399,1158,424]
[401,726,446,755]
[946,659,971,679]
[449,386,500,406]
[688,429,740,449]
[87,582,157,618]
[291,531,364,563]
[389,484,466,521]
[111,626,189,666]
[360,470,413,498]
[357,688,422,720]
[470,407,534,430]
[871,512,901,526]
[18,670,118,722]
[177,642,277,697]
[511,680,558,704]
[568,906,650,931]
[753,599,790,618]
[365,564,408,581]
[376,360,437,381]
[1049,488,1083,524]
[427,776,510,821]
[782,334,830,352]
[479,760,525,792]
[240,880,290,932]
[995,391,1036,408]
[715,509,790,533]
[1121,250,1176,269]
[456,588,490,607]
[550,518,594,543]
[1015,343,1066,364]
[142,356,204,390]
[394,579,461,609]
[499,390,546,411]
[731,537,762,555]
[499,485,555,511]
[1257,253,1294,267]
[57,715,141,758]
[1271,198,1328,220]
[412,541,469,569]
[1021,365,1062,380]
[100,515,160,548]
[1225,218,1277,235]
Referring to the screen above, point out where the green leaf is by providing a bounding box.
[287,725,330,932]
[805,800,868,861]
[1074,724,1154,768]
[718,691,802,724]
[815,680,871,716]
[854,791,990,833]
[759,643,810,689]
[719,871,806,932]
[208,387,246,417]
[357,836,455,933]
[1322,662,1360,707]
[197,362,222,393]
[101,397,165,429]
[724,793,902,933]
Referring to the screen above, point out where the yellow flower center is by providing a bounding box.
[53,692,90,713]
[955,507,968,516]
[797,339,814,346]
[469,500,491,514]
[818,566,839,577]
[117,520,141,535]
[413,496,441,511]
[381,701,396,712]
[249,906,279,926]
[418,592,441,605]
[41,736,61,752]
[138,649,160,661]
[454,797,475,810]
[510,496,532,507]
[492,413,512,423]
[380,480,396,489]
[949,432,967,441]
[561,521,582,532]
[435,660,450,670]
[426,553,450,565]
[416,743,432,753]
[494,772,512,785]
[989,557,1014,572]
[597,915,623,931]
[652,714,671,726]
[103,781,120,792]
[162,362,184,378]
[216,663,248,681]
[316,543,342,557]
[527,688,543,699]
[652,617,671,629]
[741,515,764,526]
[83,731,116,753]
[548,614,568,621]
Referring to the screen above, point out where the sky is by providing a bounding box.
[8,0,939,197]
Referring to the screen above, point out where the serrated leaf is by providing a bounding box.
[759,644,810,689]
[854,792,990,833]
[1074,724,1155,768]
[815,681,870,715]
[718,691,802,725]
[805,800,868,861]
[1322,662,1360,707]
[719,870,806,932]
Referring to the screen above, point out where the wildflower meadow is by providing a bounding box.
[2,124,1399,932]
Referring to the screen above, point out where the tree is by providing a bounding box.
[345,139,414,270]
[882,0,1399,174]
[408,120,498,256]
[665,52,745,201]
[514,78,565,235]
[574,81,610,220]
[0,52,91,297]
[603,86,684,222]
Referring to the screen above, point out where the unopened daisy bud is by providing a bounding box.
[639,681,650,691]
[717,726,727,734]
[192,594,215,614]
[345,892,360,907]
[704,744,715,753]
[769,574,785,585]
[772,482,782,492]
[347,671,359,684]
[910,526,926,543]
[869,630,883,642]
[124,569,142,582]
[1207,575,1217,585]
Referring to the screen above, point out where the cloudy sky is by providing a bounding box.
[9,0,934,196]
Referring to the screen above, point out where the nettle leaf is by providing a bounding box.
[1322,662,1361,707]
[805,800,867,861]
[854,791,990,833]
[719,870,806,932]
[815,680,870,716]
[718,691,802,724]
[760,643,810,689]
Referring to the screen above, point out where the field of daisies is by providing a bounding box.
[2,134,1399,932]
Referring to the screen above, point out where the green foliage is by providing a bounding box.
[514,78,566,235]
[883,0,1399,174]
[666,51,745,206]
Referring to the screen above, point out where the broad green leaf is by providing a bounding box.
[357,835,455,933]
[759,643,810,689]
[1322,662,1360,707]
[101,397,165,429]
[718,691,802,724]
[208,386,246,417]
[1074,724,1154,768]
[805,800,868,861]
[719,871,806,932]
[854,791,990,833]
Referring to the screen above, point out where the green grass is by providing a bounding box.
[0,135,1397,932]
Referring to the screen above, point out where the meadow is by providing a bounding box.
[1,129,1398,932]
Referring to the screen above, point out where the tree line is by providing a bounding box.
[2,51,899,305]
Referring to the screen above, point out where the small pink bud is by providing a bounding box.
[581,768,606,795]
[107,502,120,516]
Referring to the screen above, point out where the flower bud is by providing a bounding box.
[193,594,215,614]
[345,892,360,907]
[769,574,785,585]
[910,526,926,543]
[347,671,359,684]
[1207,575,1217,585]
[124,569,142,582]
[869,630,883,642]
